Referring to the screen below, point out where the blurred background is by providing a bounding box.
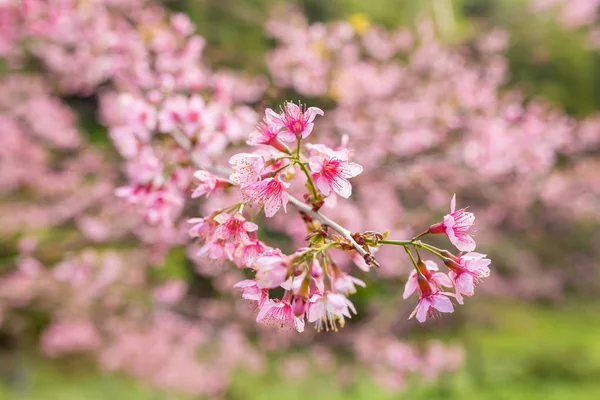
[1,0,600,399]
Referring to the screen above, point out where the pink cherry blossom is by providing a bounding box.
[232,239,268,268]
[213,212,258,243]
[309,148,363,198]
[429,194,476,252]
[191,170,229,198]
[403,260,453,300]
[229,153,265,187]
[247,113,288,152]
[445,252,491,304]
[253,251,290,289]
[187,217,217,240]
[307,293,357,331]
[242,176,290,217]
[407,271,455,323]
[268,102,324,142]
[409,292,455,323]
[334,274,366,295]
[256,298,305,332]
[234,279,269,308]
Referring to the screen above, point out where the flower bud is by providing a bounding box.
[310,258,324,279]
[291,296,308,317]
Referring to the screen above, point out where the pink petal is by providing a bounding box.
[432,295,454,313]
[341,162,363,178]
[402,271,418,299]
[415,298,431,322]
[433,272,453,288]
[278,130,297,142]
[308,156,324,173]
[333,177,352,198]
[457,273,474,295]
[316,176,331,196]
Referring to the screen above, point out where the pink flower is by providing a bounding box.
[229,153,265,187]
[403,260,453,300]
[232,239,268,268]
[242,176,290,218]
[158,95,187,133]
[187,217,217,239]
[407,270,455,323]
[253,251,290,289]
[158,95,210,136]
[409,292,454,323]
[256,298,305,332]
[334,274,366,295]
[234,279,269,308]
[429,194,476,252]
[247,114,288,152]
[213,212,258,243]
[445,252,491,304]
[309,148,363,198]
[190,170,229,198]
[307,293,357,331]
[268,102,324,142]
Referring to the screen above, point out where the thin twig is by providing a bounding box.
[168,130,379,268]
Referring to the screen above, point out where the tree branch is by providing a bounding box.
[168,130,379,268]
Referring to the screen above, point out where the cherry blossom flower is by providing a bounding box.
[403,260,453,300]
[247,114,288,152]
[234,279,269,308]
[253,251,290,289]
[242,176,290,217]
[229,153,265,187]
[187,217,217,240]
[232,239,268,268]
[256,298,305,332]
[445,252,491,304]
[334,274,366,295]
[309,148,363,198]
[429,194,476,252]
[191,170,230,198]
[213,212,258,243]
[268,102,324,142]
[408,272,455,323]
[307,293,357,331]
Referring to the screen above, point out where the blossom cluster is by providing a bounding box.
[188,103,491,329]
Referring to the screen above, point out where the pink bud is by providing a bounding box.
[291,296,308,317]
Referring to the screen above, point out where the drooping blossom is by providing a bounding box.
[407,269,455,323]
[188,217,217,240]
[429,195,476,252]
[191,170,230,198]
[334,274,366,295]
[256,298,305,332]
[253,251,290,289]
[268,102,324,142]
[232,238,268,268]
[309,148,363,198]
[242,176,290,217]
[307,293,357,331]
[234,279,269,308]
[445,252,491,304]
[403,260,453,300]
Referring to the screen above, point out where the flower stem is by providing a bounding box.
[297,161,320,201]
